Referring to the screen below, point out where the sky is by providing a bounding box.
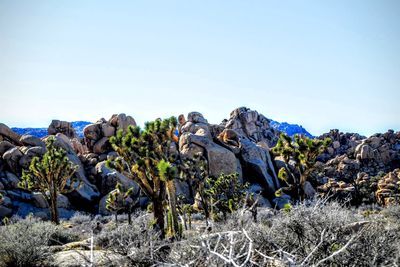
[0,0,399,137]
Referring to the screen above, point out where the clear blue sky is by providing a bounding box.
[1,0,399,136]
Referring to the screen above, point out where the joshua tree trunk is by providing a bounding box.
[166,180,180,239]
[153,198,165,238]
[49,189,59,225]
[128,206,132,225]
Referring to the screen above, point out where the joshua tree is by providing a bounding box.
[179,153,212,224]
[106,182,136,224]
[107,117,179,238]
[204,173,248,221]
[19,136,78,224]
[272,133,331,200]
[157,159,181,239]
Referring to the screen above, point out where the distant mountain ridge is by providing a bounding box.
[12,120,312,139]
[269,120,313,138]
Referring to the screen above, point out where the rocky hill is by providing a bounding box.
[0,107,399,220]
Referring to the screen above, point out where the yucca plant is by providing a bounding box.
[272,133,331,200]
[19,136,78,224]
[107,117,179,238]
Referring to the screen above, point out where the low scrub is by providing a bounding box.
[0,217,57,267]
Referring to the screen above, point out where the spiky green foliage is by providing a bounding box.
[18,136,78,224]
[0,193,3,205]
[107,116,179,238]
[272,133,331,200]
[204,173,248,221]
[179,153,212,224]
[106,182,136,224]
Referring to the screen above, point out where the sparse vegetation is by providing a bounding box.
[273,133,331,200]
[107,117,179,238]
[106,182,136,224]
[0,200,399,266]
[18,136,78,224]
[0,216,57,267]
[204,172,249,221]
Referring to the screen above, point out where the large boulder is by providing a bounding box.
[0,205,12,218]
[181,112,212,139]
[93,137,110,154]
[193,135,238,177]
[179,132,205,158]
[19,134,45,147]
[95,161,139,195]
[1,171,20,189]
[48,120,76,139]
[239,139,279,194]
[53,250,129,267]
[0,123,21,144]
[83,123,102,150]
[0,141,15,156]
[2,147,23,174]
[112,113,137,133]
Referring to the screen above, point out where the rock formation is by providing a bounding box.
[1,107,399,219]
[48,120,77,139]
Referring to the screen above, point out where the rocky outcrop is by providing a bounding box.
[179,108,280,199]
[375,169,400,206]
[317,129,365,162]
[83,114,136,154]
[95,161,139,196]
[179,112,238,178]
[320,130,400,183]
[314,130,400,205]
[0,123,22,145]
[48,120,77,139]
[222,107,279,148]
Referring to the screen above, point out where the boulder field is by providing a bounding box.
[0,107,399,219]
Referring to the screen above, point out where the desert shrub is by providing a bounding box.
[0,217,57,267]
[48,226,81,246]
[96,213,166,266]
[163,200,400,266]
[381,204,400,221]
[68,211,92,224]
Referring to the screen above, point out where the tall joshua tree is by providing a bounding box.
[272,133,331,200]
[107,117,179,238]
[19,136,78,224]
